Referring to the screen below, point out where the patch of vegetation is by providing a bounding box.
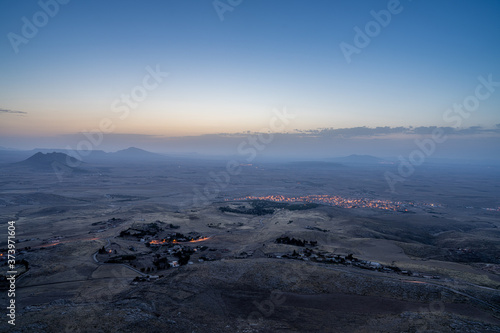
[105,254,136,263]
[119,222,162,238]
[219,203,274,216]
[153,257,170,269]
[276,236,317,247]
[92,217,125,226]
[305,226,329,232]
[154,220,180,229]
[219,200,320,216]
[251,200,319,211]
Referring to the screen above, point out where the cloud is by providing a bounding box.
[0,108,27,115]
[217,126,500,138]
[307,126,408,137]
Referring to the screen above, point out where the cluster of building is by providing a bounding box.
[147,235,211,246]
[230,194,442,212]
[482,207,500,212]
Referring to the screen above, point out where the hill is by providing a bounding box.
[14,152,85,172]
[0,147,167,165]
[109,147,166,161]
[327,154,388,165]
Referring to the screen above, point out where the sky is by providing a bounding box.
[0,0,499,158]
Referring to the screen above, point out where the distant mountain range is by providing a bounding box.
[0,147,166,164]
[14,152,85,172]
[110,147,164,160]
[286,155,390,168]
[326,154,391,165]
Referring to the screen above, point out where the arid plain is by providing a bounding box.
[0,151,499,332]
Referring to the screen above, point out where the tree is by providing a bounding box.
[178,254,191,266]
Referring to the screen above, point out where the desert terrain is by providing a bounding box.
[0,151,499,332]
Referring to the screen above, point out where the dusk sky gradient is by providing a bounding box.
[0,0,499,156]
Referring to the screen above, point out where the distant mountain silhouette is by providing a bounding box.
[288,161,344,168]
[15,152,85,172]
[109,147,165,161]
[0,147,167,165]
[113,147,156,156]
[327,154,388,165]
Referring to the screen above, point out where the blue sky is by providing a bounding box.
[0,0,499,156]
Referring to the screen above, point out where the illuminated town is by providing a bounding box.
[228,194,443,212]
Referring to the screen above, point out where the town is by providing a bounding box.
[229,194,443,212]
